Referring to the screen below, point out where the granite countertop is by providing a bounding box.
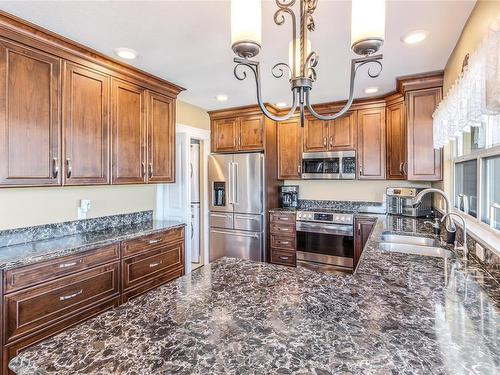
[9,215,500,374]
[0,220,186,271]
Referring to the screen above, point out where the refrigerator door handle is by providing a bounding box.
[233,163,239,204]
[211,229,260,239]
[228,162,233,204]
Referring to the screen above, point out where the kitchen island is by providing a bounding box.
[9,215,500,374]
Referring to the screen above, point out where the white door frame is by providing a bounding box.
[156,123,210,274]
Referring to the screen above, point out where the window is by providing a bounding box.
[453,116,500,231]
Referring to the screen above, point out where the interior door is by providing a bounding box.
[63,62,110,185]
[232,153,264,214]
[111,79,146,184]
[0,40,61,186]
[147,91,174,183]
[208,153,233,213]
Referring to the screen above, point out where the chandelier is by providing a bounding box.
[231,0,385,127]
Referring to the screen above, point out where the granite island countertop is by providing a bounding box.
[0,220,186,271]
[9,215,500,374]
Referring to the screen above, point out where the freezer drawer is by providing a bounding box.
[234,213,263,231]
[209,228,263,262]
[209,212,233,229]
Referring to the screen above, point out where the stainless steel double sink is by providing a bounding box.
[379,233,453,258]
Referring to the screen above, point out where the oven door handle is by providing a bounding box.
[296,221,353,236]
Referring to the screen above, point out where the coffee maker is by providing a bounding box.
[279,186,299,208]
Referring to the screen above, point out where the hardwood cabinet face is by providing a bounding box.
[278,119,302,179]
[111,79,146,184]
[386,102,406,180]
[354,218,375,268]
[407,88,442,181]
[63,63,110,185]
[212,118,237,152]
[329,112,356,150]
[0,41,61,186]
[357,108,386,180]
[239,115,264,151]
[147,92,174,183]
[304,118,327,152]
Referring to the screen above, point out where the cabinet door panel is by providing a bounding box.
[147,91,174,183]
[278,119,302,179]
[0,41,60,186]
[386,102,406,180]
[239,115,264,151]
[329,112,356,150]
[407,88,442,181]
[63,62,110,185]
[111,79,146,184]
[357,108,386,180]
[212,118,237,152]
[304,118,327,152]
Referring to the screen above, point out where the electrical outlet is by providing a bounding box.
[475,243,485,261]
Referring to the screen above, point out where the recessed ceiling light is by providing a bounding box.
[216,94,229,102]
[401,30,429,45]
[364,87,379,94]
[115,47,138,60]
[275,102,288,108]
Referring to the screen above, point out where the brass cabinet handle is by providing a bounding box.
[66,158,72,178]
[52,157,59,178]
[59,289,83,301]
[149,260,163,268]
[58,259,83,269]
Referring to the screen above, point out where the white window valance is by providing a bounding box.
[433,22,500,149]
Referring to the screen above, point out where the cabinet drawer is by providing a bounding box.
[121,227,184,258]
[270,235,296,250]
[121,267,184,304]
[270,212,296,224]
[270,223,296,235]
[3,297,119,375]
[4,262,120,343]
[270,249,296,267]
[4,243,120,293]
[122,241,184,291]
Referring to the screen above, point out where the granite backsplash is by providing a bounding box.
[0,211,153,248]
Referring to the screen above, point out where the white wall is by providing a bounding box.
[286,180,431,202]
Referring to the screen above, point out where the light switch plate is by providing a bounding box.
[475,243,485,261]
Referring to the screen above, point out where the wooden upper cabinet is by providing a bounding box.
[278,119,302,180]
[357,107,386,180]
[304,112,356,152]
[111,79,146,184]
[238,115,264,151]
[406,88,442,181]
[0,41,61,186]
[328,112,356,150]
[212,118,237,152]
[147,91,175,183]
[386,101,406,180]
[63,62,110,185]
[304,118,327,152]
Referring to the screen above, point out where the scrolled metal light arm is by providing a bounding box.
[305,54,383,121]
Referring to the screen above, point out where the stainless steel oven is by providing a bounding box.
[301,151,356,179]
[296,210,354,274]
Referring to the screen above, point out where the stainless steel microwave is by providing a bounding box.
[301,151,356,180]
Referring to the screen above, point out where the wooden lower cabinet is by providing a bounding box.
[1,226,185,374]
[354,218,376,269]
[269,211,297,267]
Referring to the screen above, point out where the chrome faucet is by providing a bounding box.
[413,188,456,232]
[441,212,468,260]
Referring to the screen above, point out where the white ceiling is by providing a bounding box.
[0,0,475,111]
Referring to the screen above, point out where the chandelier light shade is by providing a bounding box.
[231,0,385,127]
[351,0,385,55]
[231,0,262,59]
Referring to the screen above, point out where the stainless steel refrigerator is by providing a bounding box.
[208,153,265,262]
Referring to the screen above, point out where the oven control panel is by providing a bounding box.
[296,211,353,225]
